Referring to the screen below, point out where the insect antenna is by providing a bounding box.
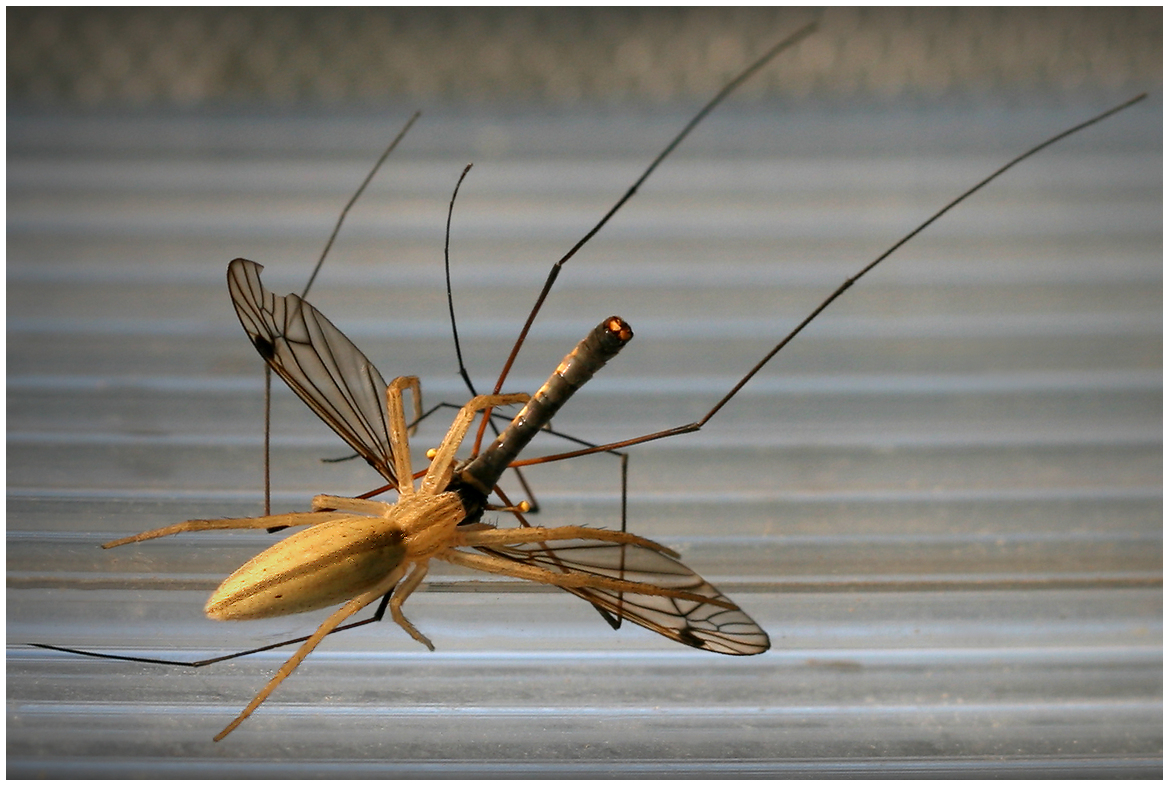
[499,91,1149,467]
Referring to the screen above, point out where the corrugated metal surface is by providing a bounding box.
[7,10,1162,778]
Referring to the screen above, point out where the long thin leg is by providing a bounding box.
[495,93,1150,470]
[443,163,477,399]
[299,112,420,300]
[469,24,818,457]
[484,23,817,399]
[441,162,549,511]
[440,29,814,502]
[102,511,347,549]
[213,564,407,741]
[30,593,398,669]
[266,112,420,517]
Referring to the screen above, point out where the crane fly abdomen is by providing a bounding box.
[205,493,464,621]
[460,316,633,494]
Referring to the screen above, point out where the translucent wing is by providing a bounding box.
[227,258,397,484]
[479,539,770,655]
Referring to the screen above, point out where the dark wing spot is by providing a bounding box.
[252,335,276,361]
[677,626,705,649]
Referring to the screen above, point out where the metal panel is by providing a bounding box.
[7,9,1162,778]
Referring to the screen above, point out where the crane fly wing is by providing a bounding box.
[228,257,767,654]
[479,540,770,656]
[228,258,397,484]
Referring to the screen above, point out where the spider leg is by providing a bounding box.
[388,562,434,651]
[420,392,528,496]
[102,511,347,549]
[385,376,422,496]
[311,494,394,516]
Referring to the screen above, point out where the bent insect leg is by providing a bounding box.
[31,590,400,670]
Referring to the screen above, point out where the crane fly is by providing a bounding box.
[29,21,1146,742]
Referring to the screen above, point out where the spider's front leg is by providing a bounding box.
[101,510,350,549]
[385,375,422,496]
[420,392,529,496]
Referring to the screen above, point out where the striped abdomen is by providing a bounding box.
[458,316,633,494]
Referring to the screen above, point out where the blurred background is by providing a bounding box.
[8,7,1162,778]
[7,7,1160,107]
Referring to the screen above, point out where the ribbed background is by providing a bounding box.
[7,9,1162,778]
